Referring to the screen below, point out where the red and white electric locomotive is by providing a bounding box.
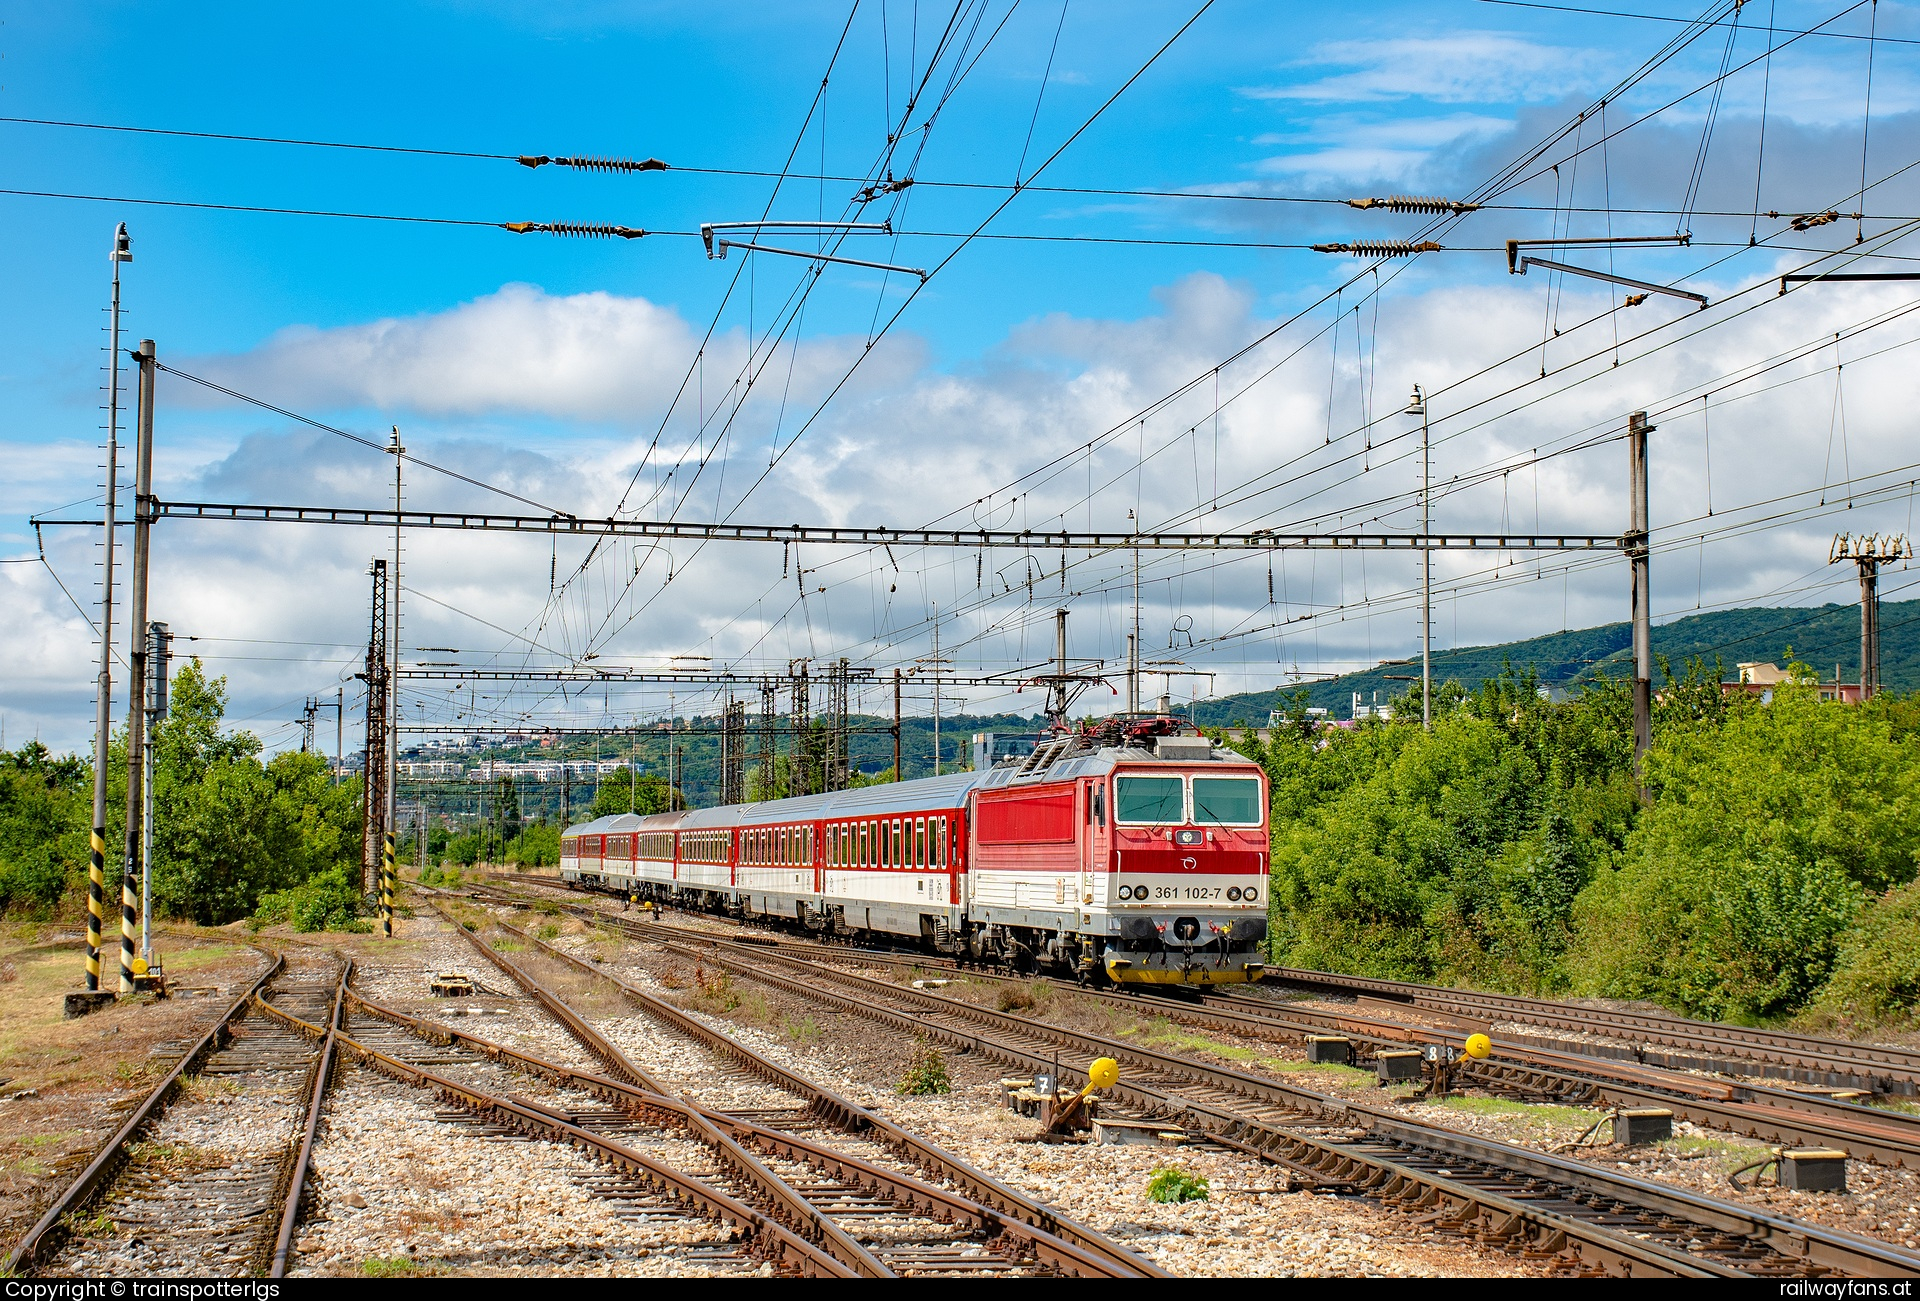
[560,718,1269,985]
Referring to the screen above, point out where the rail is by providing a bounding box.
[4,952,286,1275]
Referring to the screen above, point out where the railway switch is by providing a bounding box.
[1613,1109,1674,1146]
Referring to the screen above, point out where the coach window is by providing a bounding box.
[936,817,947,867]
[915,819,927,867]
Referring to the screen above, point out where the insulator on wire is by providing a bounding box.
[1346,195,1479,214]
[501,222,648,240]
[518,154,669,173]
[854,175,914,203]
[1311,240,1443,257]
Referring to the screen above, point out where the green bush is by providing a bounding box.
[252,866,370,933]
[896,1036,950,1095]
[1572,685,1916,1020]
[1812,879,1920,1030]
[1145,1166,1209,1203]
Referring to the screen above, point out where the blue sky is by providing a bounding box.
[5,1,1918,752]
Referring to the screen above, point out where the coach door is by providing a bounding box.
[1078,782,1095,912]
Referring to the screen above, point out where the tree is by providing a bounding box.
[588,768,677,818]
[1571,683,1920,1020]
[0,742,92,917]
[146,662,362,925]
[494,775,522,848]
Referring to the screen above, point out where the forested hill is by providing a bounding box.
[1191,599,1920,726]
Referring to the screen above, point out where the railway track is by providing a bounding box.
[476,875,1920,1170]
[6,951,343,1277]
[414,894,1161,1276]
[254,984,847,1276]
[461,885,1919,1280]
[1260,966,1920,1098]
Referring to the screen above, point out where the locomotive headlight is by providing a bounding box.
[1116,884,1133,901]
[1226,886,1242,901]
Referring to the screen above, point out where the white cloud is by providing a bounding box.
[7,269,1916,752]
[1244,33,1603,106]
[186,283,704,424]
[1251,112,1511,184]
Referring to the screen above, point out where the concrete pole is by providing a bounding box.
[119,339,156,991]
[87,224,131,994]
[1860,558,1880,700]
[1129,513,1142,715]
[1628,411,1654,776]
[388,429,402,863]
[1053,608,1069,721]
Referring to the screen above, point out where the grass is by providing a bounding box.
[1116,1016,1375,1086]
[690,969,741,1014]
[62,1211,115,1239]
[360,1256,443,1277]
[532,922,561,942]
[175,1074,242,1103]
[1864,1097,1920,1118]
[736,989,773,1024]
[1658,1135,1774,1170]
[112,1059,164,1085]
[20,1130,77,1149]
[1436,1096,1604,1128]
[126,1141,225,1175]
[996,983,1052,1013]
[784,1016,821,1045]
[160,943,239,972]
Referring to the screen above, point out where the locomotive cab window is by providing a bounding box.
[1115,776,1185,825]
[1192,777,1262,825]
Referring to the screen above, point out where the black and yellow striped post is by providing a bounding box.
[120,858,139,994]
[86,827,105,990]
[381,832,396,938]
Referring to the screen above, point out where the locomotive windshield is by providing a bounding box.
[1192,776,1262,825]
[1115,776,1184,824]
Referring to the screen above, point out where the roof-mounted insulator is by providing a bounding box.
[1346,195,1479,215]
[501,222,648,239]
[1312,240,1444,257]
[517,155,669,173]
